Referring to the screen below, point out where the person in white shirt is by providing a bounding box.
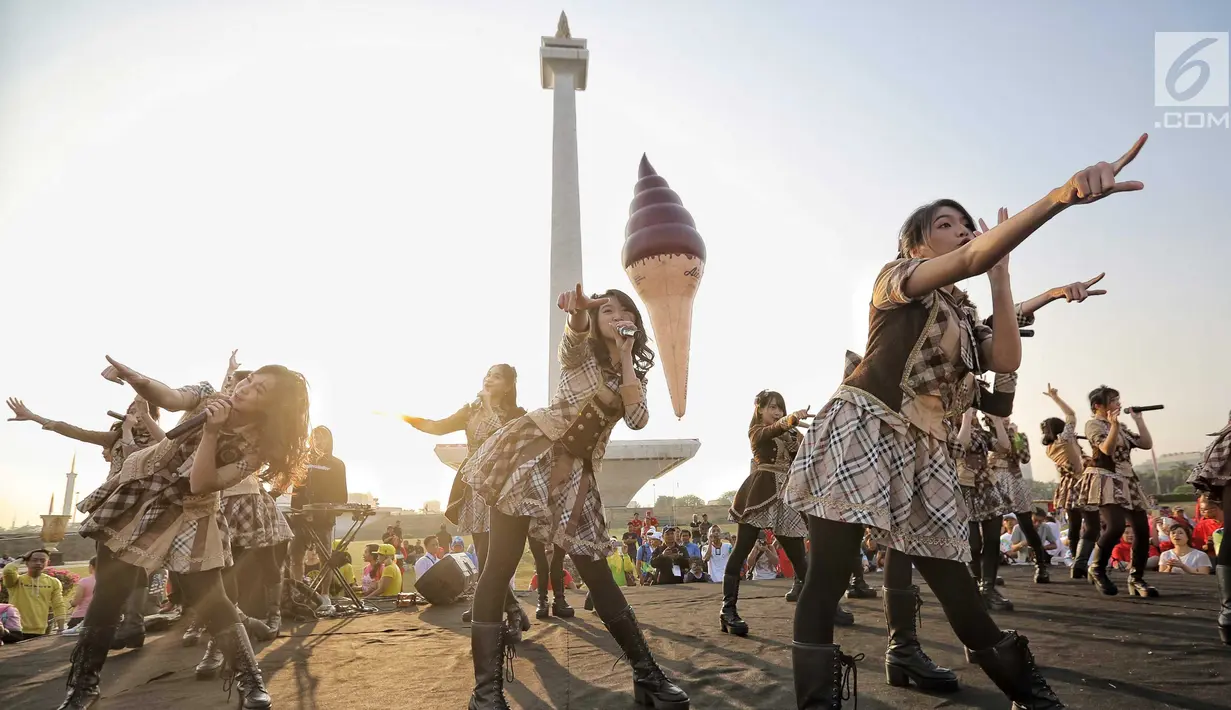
[414,534,441,581]
[1160,525,1212,575]
[701,527,731,583]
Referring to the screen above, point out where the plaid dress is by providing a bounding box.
[462,323,650,561]
[730,423,809,537]
[430,401,524,535]
[1188,422,1231,494]
[220,475,293,550]
[1075,418,1148,511]
[786,259,1005,562]
[1046,417,1087,511]
[959,427,1014,522]
[988,426,1034,513]
[78,383,261,574]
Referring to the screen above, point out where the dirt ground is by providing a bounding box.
[2,565,1227,709]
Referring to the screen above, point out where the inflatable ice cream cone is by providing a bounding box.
[623,154,705,418]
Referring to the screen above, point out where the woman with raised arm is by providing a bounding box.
[1041,385,1092,575]
[957,404,1017,613]
[7,395,166,650]
[1188,409,1231,642]
[783,135,1145,709]
[722,391,854,637]
[55,356,310,710]
[460,284,689,710]
[403,364,540,637]
[986,410,1052,584]
[1075,385,1159,600]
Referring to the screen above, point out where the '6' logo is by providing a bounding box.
[1155,33,1229,107]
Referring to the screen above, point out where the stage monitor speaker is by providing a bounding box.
[303,462,348,506]
[414,552,479,605]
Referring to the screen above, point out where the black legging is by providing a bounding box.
[724,522,807,579]
[1080,509,1101,545]
[1096,505,1150,572]
[794,517,1001,650]
[221,545,279,617]
[1066,509,1083,557]
[968,517,1003,581]
[1012,512,1048,561]
[528,538,566,596]
[475,511,626,623]
[85,545,239,633]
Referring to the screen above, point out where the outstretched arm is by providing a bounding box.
[1019,274,1107,317]
[7,398,119,448]
[101,356,200,412]
[1044,384,1077,421]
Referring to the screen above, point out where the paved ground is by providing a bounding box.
[2,565,1227,709]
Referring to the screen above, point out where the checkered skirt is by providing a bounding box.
[1051,467,1086,511]
[729,466,809,538]
[462,417,611,561]
[1189,430,1230,494]
[220,492,293,550]
[1075,466,1148,511]
[783,388,971,562]
[961,465,1016,522]
[455,487,491,536]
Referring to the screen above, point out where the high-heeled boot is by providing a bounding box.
[111,585,146,649]
[981,575,1014,612]
[215,622,272,709]
[785,576,805,602]
[195,635,224,679]
[792,640,862,709]
[55,625,115,710]
[241,608,274,643]
[1087,544,1118,595]
[719,574,749,636]
[882,586,958,692]
[535,588,550,620]
[1034,550,1052,583]
[468,621,513,710]
[603,605,690,709]
[1216,564,1231,645]
[967,630,1064,709]
[846,566,877,599]
[552,592,575,618]
[1071,538,1093,579]
[263,580,283,637]
[1127,567,1160,598]
[504,592,531,645]
[181,615,203,647]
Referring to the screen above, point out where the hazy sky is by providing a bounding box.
[2,1,1229,526]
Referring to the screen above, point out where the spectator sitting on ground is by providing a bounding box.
[529,567,576,592]
[683,557,709,583]
[449,536,466,557]
[606,537,638,587]
[361,544,382,595]
[650,528,688,584]
[746,532,778,581]
[0,603,22,644]
[1160,524,1213,575]
[1009,510,1059,563]
[365,543,403,597]
[413,535,441,584]
[1110,527,1160,571]
[1,549,66,638]
[1190,493,1223,561]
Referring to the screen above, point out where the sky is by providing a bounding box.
[2,1,1230,526]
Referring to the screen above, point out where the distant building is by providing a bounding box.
[423,500,441,513]
[349,492,377,506]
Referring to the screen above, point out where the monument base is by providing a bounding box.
[434,438,700,508]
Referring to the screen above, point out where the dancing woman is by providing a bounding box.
[460,284,688,710]
[6,396,165,649]
[1040,386,1090,575]
[723,391,854,636]
[1075,385,1158,598]
[404,364,542,634]
[58,357,310,710]
[783,135,1146,708]
[1188,409,1231,642]
[986,410,1052,583]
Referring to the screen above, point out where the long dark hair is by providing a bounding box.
[749,390,786,432]
[1040,417,1066,446]
[897,198,975,258]
[248,364,311,494]
[486,363,522,414]
[585,289,656,381]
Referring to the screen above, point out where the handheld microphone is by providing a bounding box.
[616,324,638,338]
[1122,405,1164,415]
[107,410,126,421]
[166,398,232,440]
[1019,329,1034,338]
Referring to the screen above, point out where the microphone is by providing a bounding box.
[1019,329,1034,338]
[1123,405,1164,415]
[107,410,126,421]
[616,324,638,338]
[166,398,232,440]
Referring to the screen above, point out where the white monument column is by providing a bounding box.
[62,453,77,517]
[541,11,589,399]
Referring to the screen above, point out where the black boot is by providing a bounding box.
[792,641,862,709]
[1216,564,1231,645]
[468,621,513,710]
[535,590,550,620]
[785,576,804,602]
[263,581,283,638]
[1071,539,1092,579]
[1034,552,1051,584]
[980,578,1014,612]
[846,568,877,599]
[834,605,855,627]
[55,625,115,710]
[1087,545,1118,596]
[584,591,595,611]
[719,574,749,636]
[604,605,690,709]
[967,630,1064,709]
[216,623,272,709]
[111,586,146,649]
[182,619,203,647]
[504,593,530,645]
[462,607,473,623]
[883,586,958,692]
[1127,569,1160,598]
[552,593,575,618]
[195,636,224,679]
